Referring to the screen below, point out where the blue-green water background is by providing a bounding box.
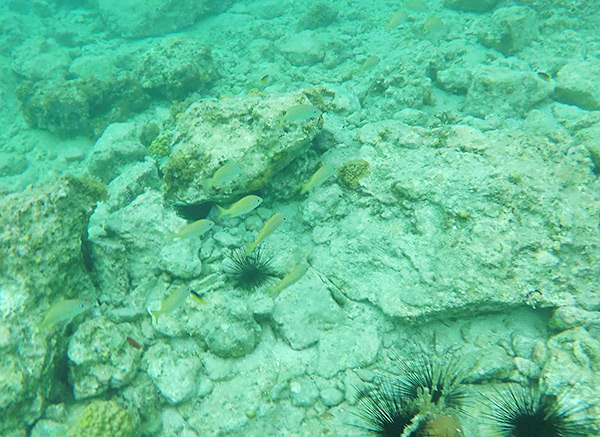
[1,1,599,436]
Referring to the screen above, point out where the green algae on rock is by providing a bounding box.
[0,175,105,436]
[134,36,218,101]
[161,92,324,203]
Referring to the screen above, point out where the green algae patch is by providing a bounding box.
[68,400,137,437]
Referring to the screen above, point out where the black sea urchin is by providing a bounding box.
[483,384,596,437]
[224,248,275,291]
[355,383,418,436]
[393,354,470,413]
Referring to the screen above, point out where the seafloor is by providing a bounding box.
[1,0,599,436]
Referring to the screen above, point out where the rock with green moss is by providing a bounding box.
[0,175,105,436]
[68,400,137,437]
[134,36,218,101]
[298,2,338,29]
[15,74,149,138]
[162,91,324,203]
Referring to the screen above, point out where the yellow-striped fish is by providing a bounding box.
[245,213,285,255]
[268,265,307,297]
[301,164,335,194]
[204,162,243,191]
[38,299,91,330]
[148,286,189,324]
[168,219,215,241]
[216,195,263,219]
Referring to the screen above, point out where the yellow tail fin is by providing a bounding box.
[216,205,227,220]
[149,309,160,325]
[244,241,257,255]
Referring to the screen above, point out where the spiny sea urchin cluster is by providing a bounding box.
[354,353,468,437]
[355,352,597,437]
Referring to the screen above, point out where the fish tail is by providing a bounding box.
[300,183,309,195]
[149,309,160,325]
[216,205,227,219]
[244,241,256,255]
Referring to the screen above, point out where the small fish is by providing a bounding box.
[204,162,243,191]
[190,289,207,304]
[268,264,307,297]
[358,55,380,73]
[386,11,405,30]
[259,75,271,87]
[245,213,285,255]
[537,71,552,82]
[167,219,215,241]
[301,164,335,194]
[126,336,142,350]
[423,16,444,33]
[148,286,190,324]
[38,299,91,330]
[216,195,263,219]
[281,104,322,123]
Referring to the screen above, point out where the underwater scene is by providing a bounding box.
[1,0,599,436]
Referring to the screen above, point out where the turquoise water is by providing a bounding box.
[1,1,599,436]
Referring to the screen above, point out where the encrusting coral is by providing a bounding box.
[67,399,137,437]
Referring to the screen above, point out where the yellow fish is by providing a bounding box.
[357,55,380,74]
[281,104,322,123]
[204,162,243,191]
[301,164,335,194]
[39,299,91,330]
[217,195,263,219]
[168,219,214,241]
[423,16,444,33]
[148,286,189,324]
[245,213,285,255]
[268,265,307,297]
[386,11,405,30]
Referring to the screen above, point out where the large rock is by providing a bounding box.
[478,6,539,55]
[134,36,218,101]
[68,318,142,400]
[554,60,600,111]
[143,340,204,405]
[305,121,600,321]
[86,123,147,183]
[0,175,105,436]
[97,0,232,38]
[161,91,324,203]
[463,64,554,118]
